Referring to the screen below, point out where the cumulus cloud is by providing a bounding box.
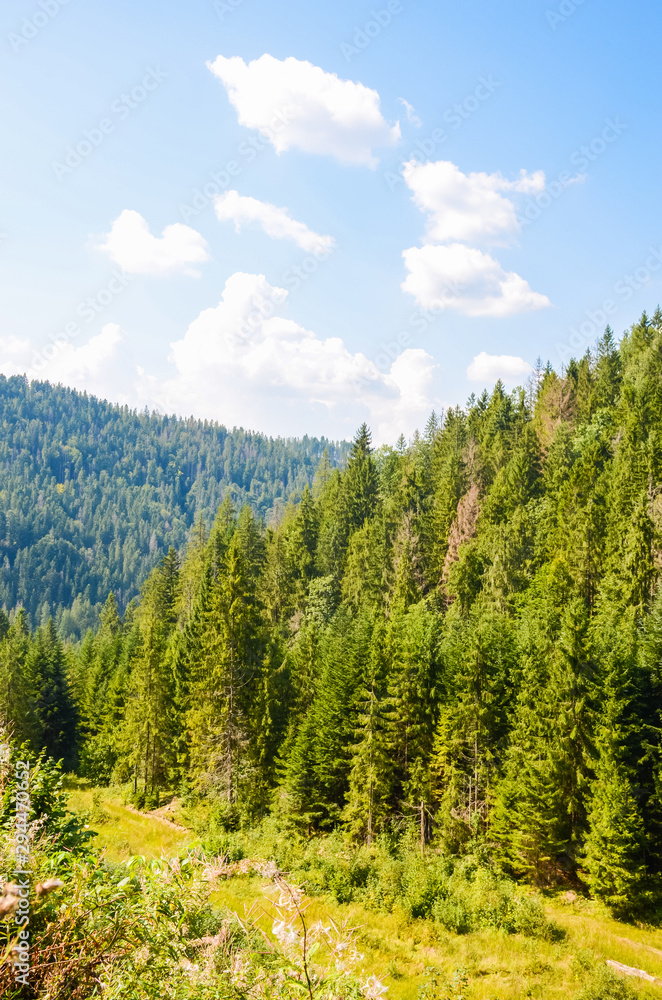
[97,210,210,276]
[208,54,400,167]
[402,243,551,317]
[214,191,335,253]
[154,272,436,441]
[0,324,134,404]
[467,351,532,386]
[0,335,33,377]
[400,157,551,315]
[403,159,546,245]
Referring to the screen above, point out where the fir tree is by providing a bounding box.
[29,619,77,769]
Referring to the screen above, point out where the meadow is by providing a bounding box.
[65,780,662,1000]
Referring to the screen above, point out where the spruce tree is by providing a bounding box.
[29,619,77,769]
[343,424,378,532]
[343,617,392,844]
[0,610,42,748]
[120,550,181,804]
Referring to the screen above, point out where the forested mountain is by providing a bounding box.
[0,375,347,633]
[6,311,662,913]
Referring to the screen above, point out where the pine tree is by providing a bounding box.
[583,744,647,913]
[186,535,264,810]
[0,610,42,747]
[386,600,441,846]
[286,485,319,604]
[281,607,368,829]
[343,424,378,532]
[437,603,512,844]
[343,618,392,844]
[490,595,566,882]
[120,550,181,804]
[29,619,77,769]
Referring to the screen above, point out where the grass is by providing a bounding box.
[64,778,195,860]
[64,781,662,1000]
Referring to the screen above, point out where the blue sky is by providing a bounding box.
[1,0,661,442]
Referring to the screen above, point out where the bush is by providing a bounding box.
[0,811,373,999]
[574,966,639,1000]
[430,856,552,937]
[197,817,557,941]
[0,738,96,854]
[78,731,116,785]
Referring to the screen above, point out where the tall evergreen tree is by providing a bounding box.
[29,619,77,769]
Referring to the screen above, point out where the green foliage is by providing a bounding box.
[430,856,552,937]
[0,726,95,853]
[573,965,639,1000]
[199,824,555,941]
[0,777,373,1000]
[418,967,470,1000]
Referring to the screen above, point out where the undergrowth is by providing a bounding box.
[199,821,558,940]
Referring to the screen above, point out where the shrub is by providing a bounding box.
[429,856,553,937]
[573,966,639,1000]
[200,816,556,940]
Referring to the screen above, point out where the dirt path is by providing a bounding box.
[123,802,189,832]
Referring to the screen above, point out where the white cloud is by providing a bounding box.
[0,335,33,377]
[403,159,545,245]
[97,210,210,276]
[402,243,551,317]
[467,351,532,385]
[399,98,422,127]
[208,54,400,167]
[43,324,126,395]
[157,273,436,441]
[0,324,134,404]
[214,190,335,253]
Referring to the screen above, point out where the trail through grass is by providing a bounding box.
[66,781,662,999]
[64,779,194,860]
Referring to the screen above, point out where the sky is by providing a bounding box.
[1,0,661,444]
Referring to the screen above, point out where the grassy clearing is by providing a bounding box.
[65,782,662,999]
[63,778,195,860]
[211,879,662,1000]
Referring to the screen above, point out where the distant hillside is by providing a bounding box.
[0,375,348,635]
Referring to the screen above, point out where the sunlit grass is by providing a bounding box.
[211,875,662,999]
[62,782,662,998]
[64,778,196,860]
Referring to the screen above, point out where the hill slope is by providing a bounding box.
[0,375,347,632]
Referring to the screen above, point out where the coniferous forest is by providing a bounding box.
[0,376,347,632]
[5,312,662,933]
